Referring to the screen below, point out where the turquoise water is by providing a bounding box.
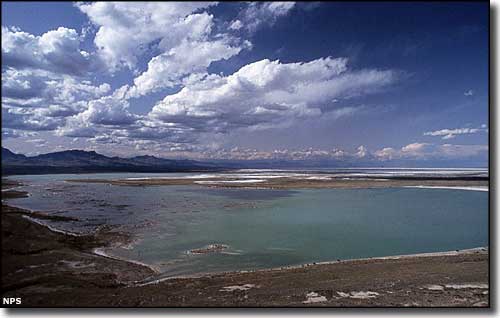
[7,172,488,277]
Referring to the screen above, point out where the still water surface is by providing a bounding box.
[7,172,488,277]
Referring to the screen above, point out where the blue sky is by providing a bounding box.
[1,2,489,165]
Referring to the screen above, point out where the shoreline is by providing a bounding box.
[6,198,491,283]
[8,194,488,283]
[92,247,161,275]
[1,178,489,307]
[7,193,489,283]
[2,181,161,277]
[20,214,83,237]
[4,189,488,283]
[67,175,489,190]
[135,247,489,286]
[403,185,488,192]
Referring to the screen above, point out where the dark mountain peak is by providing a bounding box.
[2,147,223,175]
[54,149,98,155]
[2,147,26,159]
[36,149,108,160]
[2,147,15,156]
[130,154,175,166]
[133,155,158,160]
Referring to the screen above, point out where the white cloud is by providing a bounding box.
[53,2,253,140]
[229,19,243,30]
[76,2,217,71]
[2,128,37,139]
[401,142,429,154]
[127,38,245,98]
[424,126,487,140]
[2,26,97,76]
[57,86,138,137]
[55,121,97,138]
[7,2,484,165]
[374,142,488,160]
[2,68,112,132]
[4,2,315,149]
[235,2,296,33]
[81,93,137,126]
[373,147,399,160]
[2,68,47,100]
[2,25,114,134]
[2,106,63,131]
[77,2,252,99]
[354,145,369,158]
[150,57,396,133]
[197,146,351,161]
[164,142,488,161]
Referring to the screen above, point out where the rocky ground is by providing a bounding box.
[1,180,489,308]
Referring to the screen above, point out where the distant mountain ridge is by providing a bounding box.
[1,147,226,175]
[2,147,27,160]
[1,147,488,175]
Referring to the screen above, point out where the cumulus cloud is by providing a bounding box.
[7,2,483,165]
[5,3,228,141]
[55,120,97,138]
[2,68,48,100]
[2,68,112,132]
[127,38,246,98]
[2,25,114,135]
[354,145,369,158]
[168,142,488,161]
[81,97,136,126]
[373,147,399,160]
[76,2,217,71]
[2,106,63,131]
[2,26,98,76]
[5,2,340,153]
[150,57,396,133]
[424,126,487,140]
[196,146,350,161]
[57,85,138,137]
[374,142,488,160]
[77,2,252,100]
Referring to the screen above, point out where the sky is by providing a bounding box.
[1,2,489,166]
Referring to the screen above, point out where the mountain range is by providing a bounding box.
[1,147,488,175]
[1,147,226,175]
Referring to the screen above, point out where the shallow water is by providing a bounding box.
[7,171,488,278]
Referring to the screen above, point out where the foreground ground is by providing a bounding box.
[1,180,489,307]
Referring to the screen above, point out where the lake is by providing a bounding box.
[6,170,488,278]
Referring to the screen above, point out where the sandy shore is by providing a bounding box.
[1,180,489,307]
